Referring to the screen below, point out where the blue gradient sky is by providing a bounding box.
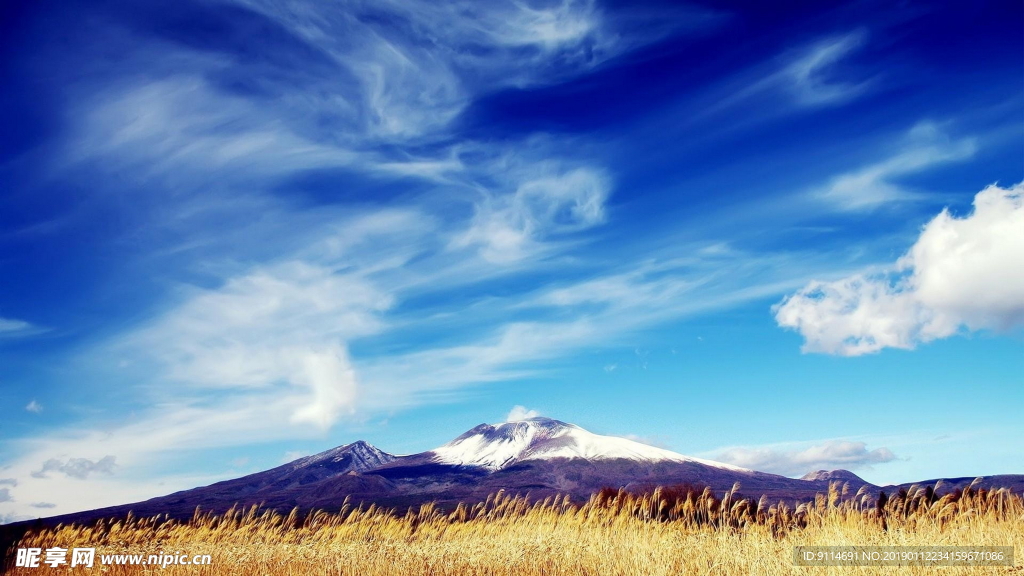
[1,0,1022,521]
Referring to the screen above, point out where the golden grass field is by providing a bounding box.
[6,481,1023,575]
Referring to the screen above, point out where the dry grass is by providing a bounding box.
[6,480,1023,575]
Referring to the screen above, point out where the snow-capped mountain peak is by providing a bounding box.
[429,417,749,472]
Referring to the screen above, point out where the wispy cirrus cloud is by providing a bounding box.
[0,316,40,338]
[351,248,835,414]
[783,31,873,106]
[49,0,676,267]
[66,76,359,185]
[698,30,874,122]
[227,0,701,140]
[0,317,32,333]
[813,122,977,210]
[127,259,395,428]
[453,166,611,263]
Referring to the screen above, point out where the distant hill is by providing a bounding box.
[800,469,869,484]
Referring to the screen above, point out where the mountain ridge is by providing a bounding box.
[5,418,1023,529]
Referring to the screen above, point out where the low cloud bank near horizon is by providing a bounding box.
[30,456,117,480]
[712,440,898,477]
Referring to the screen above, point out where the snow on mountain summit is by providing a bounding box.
[290,440,395,473]
[429,417,749,472]
[800,469,867,483]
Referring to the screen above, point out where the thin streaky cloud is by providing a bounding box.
[696,30,874,123]
[814,122,977,211]
[0,317,37,337]
[784,30,873,106]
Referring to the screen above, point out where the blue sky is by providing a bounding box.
[1,0,1022,521]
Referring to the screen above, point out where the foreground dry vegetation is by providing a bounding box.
[7,481,1023,575]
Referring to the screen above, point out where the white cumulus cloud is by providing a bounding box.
[775,182,1024,355]
[506,405,541,421]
